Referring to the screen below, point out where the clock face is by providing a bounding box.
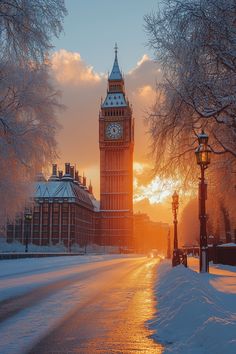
[105,122,123,140]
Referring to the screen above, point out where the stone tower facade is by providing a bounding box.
[99,45,134,247]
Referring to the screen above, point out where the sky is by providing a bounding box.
[53,0,158,73]
[49,0,178,224]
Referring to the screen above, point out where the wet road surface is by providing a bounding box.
[27,257,163,354]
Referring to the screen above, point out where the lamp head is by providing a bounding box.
[198,130,209,145]
[195,144,211,166]
[195,130,211,166]
[24,210,32,221]
[172,191,179,204]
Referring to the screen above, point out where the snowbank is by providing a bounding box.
[0,237,74,253]
[150,260,236,353]
[0,236,120,254]
[218,243,236,247]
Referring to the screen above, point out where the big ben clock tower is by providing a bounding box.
[99,45,134,247]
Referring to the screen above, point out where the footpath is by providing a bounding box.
[150,257,236,354]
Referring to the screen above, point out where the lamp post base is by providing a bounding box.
[200,247,209,273]
[172,249,181,267]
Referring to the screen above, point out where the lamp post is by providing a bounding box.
[195,130,211,273]
[172,191,180,266]
[24,210,32,253]
[167,228,171,259]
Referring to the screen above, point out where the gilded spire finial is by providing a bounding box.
[114,42,118,57]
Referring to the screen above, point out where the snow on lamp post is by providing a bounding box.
[195,130,211,273]
[172,191,180,266]
[24,210,32,253]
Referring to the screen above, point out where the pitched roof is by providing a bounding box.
[101,92,127,108]
[34,180,96,210]
[109,46,123,81]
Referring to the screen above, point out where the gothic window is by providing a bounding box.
[62,203,68,211]
[62,217,68,225]
[53,203,59,211]
[43,203,49,212]
[33,214,40,225]
[42,215,48,225]
[34,205,40,212]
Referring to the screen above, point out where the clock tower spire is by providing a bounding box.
[99,45,134,247]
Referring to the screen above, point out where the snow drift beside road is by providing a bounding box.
[150,260,236,354]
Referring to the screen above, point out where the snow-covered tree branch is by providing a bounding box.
[0,0,67,221]
[144,0,236,239]
[145,0,236,173]
[0,0,66,64]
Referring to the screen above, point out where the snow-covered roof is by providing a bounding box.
[109,49,123,81]
[90,197,100,212]
[102,92,127,108]
[35,180,97,210]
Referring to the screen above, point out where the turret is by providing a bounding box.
[49,164,59,181]
[82,173,87,187]
[62,163,73,181]
[88,180,93,194]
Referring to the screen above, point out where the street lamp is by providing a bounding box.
[195,130,211,273]
[24,210,32,253]
[172,191,180,266]
[172,191,179,249]
[167,228,171,259]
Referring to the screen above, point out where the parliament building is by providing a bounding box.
[99,44,134,247]
[7,47,134,249]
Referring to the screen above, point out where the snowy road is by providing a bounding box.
[0,255,163,353]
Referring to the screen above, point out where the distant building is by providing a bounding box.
[134,212,169,254]
[7,163,100,249]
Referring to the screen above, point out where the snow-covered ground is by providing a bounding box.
[150,257,236,354]
[0,254,144,354]
[1,250,236,354]
[0,236,119,254]
[0,254,130,302]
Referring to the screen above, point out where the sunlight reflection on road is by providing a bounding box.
[29,257,163,354]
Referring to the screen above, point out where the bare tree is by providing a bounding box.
[144,0,236,239]
[144,0,236,178]
[0,0,67,221]
[0,0,66,64]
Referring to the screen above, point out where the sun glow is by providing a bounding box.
[134,176,174,204]
[133,162,149,175]
[133,162,179,205]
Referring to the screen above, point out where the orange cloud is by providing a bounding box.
[51,49,101,85]
[137,54,150,66]
[137,85,156,101]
